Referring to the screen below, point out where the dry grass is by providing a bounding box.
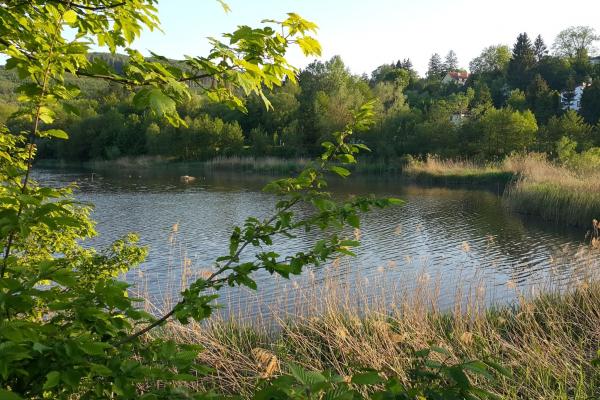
[201,156,310,174]
[134,246,600,399]
[404,156,514,185]
[404,153,600,226]
[505,154,600,227]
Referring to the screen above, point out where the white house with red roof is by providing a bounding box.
[442,71,470,85]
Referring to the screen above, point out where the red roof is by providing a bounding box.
[447,71,470,80]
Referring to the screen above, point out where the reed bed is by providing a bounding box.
[404,154,600,226]
[404,156,514,185]
[135,247,600,400]
[504,154,600,227]
[200,156,310,174]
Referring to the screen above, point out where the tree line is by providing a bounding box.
[2,26,600,163]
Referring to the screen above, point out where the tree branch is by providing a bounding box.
[48,0,127,11]
[115,198,300,346]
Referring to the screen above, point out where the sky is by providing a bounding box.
[128,0,600,77]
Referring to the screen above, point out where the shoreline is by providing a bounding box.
[36,154,599,228]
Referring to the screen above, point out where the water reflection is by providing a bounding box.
[36,165,599,319]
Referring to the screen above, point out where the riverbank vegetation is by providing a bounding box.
[505,155,600,226]
[153,271,600,399]
[2,1,600,399]
[2,27,600,166]
[402,153,600,226]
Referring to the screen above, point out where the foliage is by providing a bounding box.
[580,79,600,125]
[469,45,511,74]
[2,24,600,164]
[552,26,600,58]
[477,107,538,158]
[255,348,505,400]
[508,33,536,90]
[1,1,405,399]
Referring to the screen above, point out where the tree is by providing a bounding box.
[427,53,445,79]
[444,50,459,72]
[399,58,414,70]
[506,89,528,111]
[526,74,560,124]
[2,2,385,399]
[561,76,578,109]
[533,55,573,91]
[478,107,538,158]
[581,80,600,125]
[508,33,536,89]
[533,35,549,62]
[542,110,593,153]
[552,26,600,58]
[469,45,511,74]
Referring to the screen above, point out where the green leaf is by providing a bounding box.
[346,214,360,228]
[43,371,60,389]
[0,390,23,400]
[63,10,77,24]
[216,0,231,13]
[43,129,69,140]
[297,36,322,56]
[351,371,384,385]
[329,166,351,178]
[387,198,405,205]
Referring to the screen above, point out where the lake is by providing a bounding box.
[37,165,599,320]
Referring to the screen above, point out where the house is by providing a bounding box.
[560,82,590,111]
[450,112,468,126]
[442,71,470,85]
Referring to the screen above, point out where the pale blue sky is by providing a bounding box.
[131,0,600,76]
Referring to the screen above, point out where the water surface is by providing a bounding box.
[37,165,598,319]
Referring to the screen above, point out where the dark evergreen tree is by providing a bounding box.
[444,50,459,72]
[427,53,444,79]
[580,80,600,125]
[561,76,577,109]
[533,35,548,62]
[508,33,536,89]
[527,74,560,124]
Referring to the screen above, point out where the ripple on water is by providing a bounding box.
[35,168,600,319]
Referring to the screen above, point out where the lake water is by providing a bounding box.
[37,165,599,320]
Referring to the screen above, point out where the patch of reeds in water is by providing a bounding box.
[404,156,514,185]
[504,154,600,227]
[132,237,600,399]
[200,156,311,174]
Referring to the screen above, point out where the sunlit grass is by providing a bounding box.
[404,154,600,226]
[133,232,600,399]
[504,154,600,227]
[404,155,514,185]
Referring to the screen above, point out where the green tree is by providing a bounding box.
[478,107,538,158]
[533,34,549,62]
[541,110,593,153]
[581,79,600,125]
[427,53,444,79]
[552,26,600,58]
[444,50,459,72]
[508,33,536,89]
[526,74,560,124]
[469,45,511,74]
[506,89,528,111]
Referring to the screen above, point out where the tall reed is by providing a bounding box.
[137,249,600,399]
[505,154,600,227]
